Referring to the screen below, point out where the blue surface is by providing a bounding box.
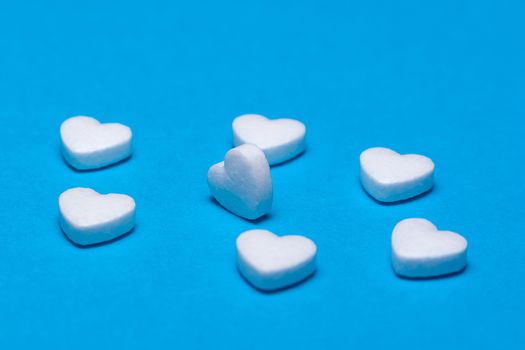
[0,1,524,349]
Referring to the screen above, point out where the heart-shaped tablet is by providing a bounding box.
[60,116,132,170]
[392,218,468,278]
[232,114,306,165]
[236,229,317,291]
[59,187,136,246]
[360,147,434,202]
[208,144,272,220]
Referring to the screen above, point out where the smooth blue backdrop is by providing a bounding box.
[0,1,523,349]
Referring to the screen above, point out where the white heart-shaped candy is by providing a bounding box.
[59,187,136,246]
[232,114,306,165]
[236,229,317,291]
[208,144,272,220]
[392,218,467,278]
[60,116,132,170]
[360,147,434,202]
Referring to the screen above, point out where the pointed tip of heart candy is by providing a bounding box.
[238,267,317,293]
[393,265,468,280]
[61,225,137,248]
[362,183,435,205]
[61,152,133,173]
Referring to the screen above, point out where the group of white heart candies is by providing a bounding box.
[58,114,468,292]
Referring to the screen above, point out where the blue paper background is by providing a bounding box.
[0,1,524,349]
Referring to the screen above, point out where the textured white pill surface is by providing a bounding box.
[59,187,136,246]
[60,116,132,170]
[236,229,317,291]
[208,144,272,220]
[392,218,468,278]
[233,114,306,165]
[360,147,434,202]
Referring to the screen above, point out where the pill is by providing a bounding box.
[232,114,306,165]
[208,144,272,220]
[60,116,132,170]
[360,147,434,202]
[391,218,468,278]
[236,229,317,291]
[59,187,136,246]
